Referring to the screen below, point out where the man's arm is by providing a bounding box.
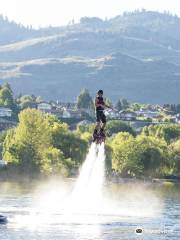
[104,104,113,110]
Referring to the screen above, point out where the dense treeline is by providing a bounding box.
[108,124,180,178]
[0,108,180,178]
[0,83,180,179]
[2,109,87,177]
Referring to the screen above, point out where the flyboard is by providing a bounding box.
[92,129,106,145]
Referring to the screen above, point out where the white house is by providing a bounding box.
[0,160,7,167]
[0,107,12,117]
[119,110,137,120]
[104,109,119,119]
[62,108,71,118]
[37,103,52,111]
[176,113,180,123]
[136,110,160,118]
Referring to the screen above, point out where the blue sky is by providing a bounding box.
[0,0,180,28]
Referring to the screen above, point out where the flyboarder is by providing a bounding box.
[93,90,113,143]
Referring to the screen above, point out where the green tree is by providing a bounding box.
[76,89,94,109]
[52,130,87,166]
[110,132,143,177]
[168,140,180,174]
[121,98,130,110]
[105,97,113,107]
[41,147,70,176]
[106,120,136,137]
[110,132,169,178]
[3,109,51,174]
[3,109,77,176]
[0,86,14,109]
[131,103,141,111]
[115,99,122,111]
[136,135,168,176]
[142,124,180,144]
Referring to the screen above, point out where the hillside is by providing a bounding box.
[0,11,180,103]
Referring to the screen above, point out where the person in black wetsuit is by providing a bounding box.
[93,90,112,140]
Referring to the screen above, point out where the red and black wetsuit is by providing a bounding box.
[95,96,106,123]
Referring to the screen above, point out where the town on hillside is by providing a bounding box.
[0,84,180,133]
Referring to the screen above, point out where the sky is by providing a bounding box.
[0,0,180,28]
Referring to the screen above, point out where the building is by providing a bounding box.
[0,107,12,117]
[176,113,180,123]
[62,109,71,118]
[104,109,120,119]
[136,110,160,118]
[0,160,7,167]
[119,110,137,121]
[37,103,52,111]
[0,118,17,131]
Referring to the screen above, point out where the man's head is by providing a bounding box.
[97,89,103,96]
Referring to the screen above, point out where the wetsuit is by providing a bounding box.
[95,96,106,124]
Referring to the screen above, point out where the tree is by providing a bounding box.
[0,86,14,108]
[115,99,123,111]
[3,109,51,174]
[115,98,130,110]
[110,132,143,177]
[142,124,180,144]
[3,83,13,94]
[136,135,167,176]
[41,147,69,176]
[52,130,88,165]
[131,103,141,111]
[76,89,94,109]
[106,120,136,137]
[168,140,180,174]
[121,98,130,110]
[105,98,113,107]
[110,131,169,178]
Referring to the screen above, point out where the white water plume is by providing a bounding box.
[69,142,106,214]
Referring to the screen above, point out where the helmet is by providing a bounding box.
[97,89,103,95]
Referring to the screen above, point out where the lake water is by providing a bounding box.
[0,179,179,240]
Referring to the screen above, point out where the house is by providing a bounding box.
[119,110,137,121]
[176,113,180,123]
[78,120,93,125]
[69,110,83,119]
[56,102,76,109]
[136,110,160,118]
[62,108,71,118]
[50,109,63,118]
[0,160,7,167]
[37,102,52,111]
[0,118,17,131]
[104,109,120,119]
[80,108,95,118]
[0,107,12,117]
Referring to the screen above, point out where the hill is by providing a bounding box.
[0,11,180,103]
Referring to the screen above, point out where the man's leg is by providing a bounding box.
[101,122,106,130]
[94,121,100,133]
[93,112,100,141]
[93,122,100,141]
[100,112,106,135]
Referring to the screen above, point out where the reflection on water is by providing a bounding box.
[0,180,180,239]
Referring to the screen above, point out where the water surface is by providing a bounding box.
[0,180,179,240]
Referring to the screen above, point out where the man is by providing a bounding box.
[93,89,112,141]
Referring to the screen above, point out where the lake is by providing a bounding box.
[0,179,179,240]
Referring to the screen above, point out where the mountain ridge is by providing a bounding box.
[0,11,180,103]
